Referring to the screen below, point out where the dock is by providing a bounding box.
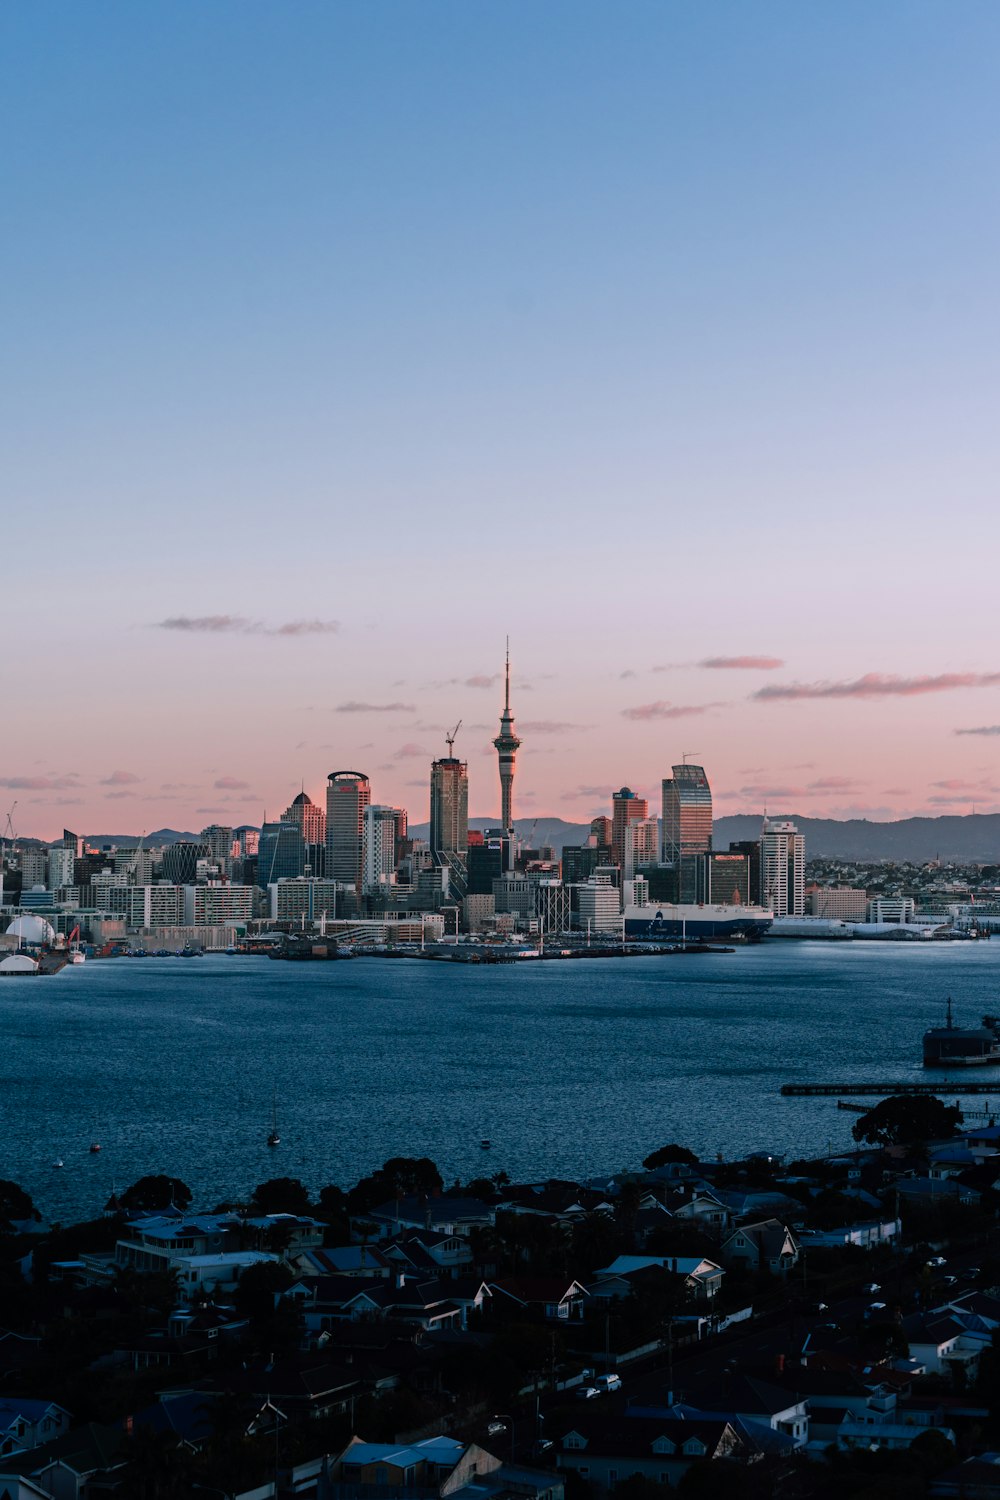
[782,1081,1000,1096]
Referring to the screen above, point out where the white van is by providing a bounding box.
[594,1373,622,1393]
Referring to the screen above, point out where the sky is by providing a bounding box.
[4,1,1000,838]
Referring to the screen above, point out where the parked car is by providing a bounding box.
[487,1420,507,1436]
[576,1385,600,1401]
[868,1301,887,1314]
[594,1374,623,1393]
[862,1283,881,1295]
[963,1267,981,1281]
[927,1256,947,1268]
[935,1275,958,1287]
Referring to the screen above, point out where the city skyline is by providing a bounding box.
[6,4,1000,835]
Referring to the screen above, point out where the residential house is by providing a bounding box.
[362,1197,495,1239]
[489,1278,590,1322]
[591,1255,724,1304]
[0,1401,71,1460]
[900,1312,990,1383]
[720,1219,800,1275]
[557,1414,748,1492]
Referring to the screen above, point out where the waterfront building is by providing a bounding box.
[611,788,649,870]
[728,840,763,906]
[363,805,400,894]
[467,837,506,895]
[661,763,713,902]
[269,878,342,923]
[183,884,256,926]
[492,876,536,917]
[623,816,658,879]
[492,642,521,836]
[760,819,805,917]
[576,879,622,933]
[623,874,650,907]
[463,893,496,933]
[106,884,185,928]
[867,895,915,924]
[809,886,867,920]
[326,772,371,891]
[561,841,613,885]
[257,821,304,889]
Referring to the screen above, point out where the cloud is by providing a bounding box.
[619,670,637,680]
[100,769,141,786]
[701,656,784,670]
[520,721,587,735]
[736,784,808,800]
[337,701,416,713]
[464,673,499,689]
[0,774,81,790]
[104,791,135,800]
[807,777,863,791]
[394,743,427,759]
[755,671,1000,702]
[928,793,982,805]
[214,775,250,790]
[155,615,339,636]
[956,725,1000,736]
[563,784,617,800]
[621,701,713,722]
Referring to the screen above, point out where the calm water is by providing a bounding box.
[4,943,1000,1222]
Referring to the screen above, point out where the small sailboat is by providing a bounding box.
[267,1091,280,1147]
[52,1157,64,1169]
[89,1113,101,1153]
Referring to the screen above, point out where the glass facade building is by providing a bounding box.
[661,764,713,903]
[325,772,371,891]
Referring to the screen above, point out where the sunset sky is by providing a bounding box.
[4,2,1000,838]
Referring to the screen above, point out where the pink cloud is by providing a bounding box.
[563,784,617,800]
[807,777,863,791]
[214,775,250,790]
[0,774,81,790]
[701,655,783,670]
[337,701,416,713]
[755,671,1000,702]
[156,615,338,636]
[464,673,499,689]
[621,701,713,722]
[104,791,136,800]
[394,743,427,759]
[100,769,141,786]
[520,721,586,735]
[956,725,1000,736]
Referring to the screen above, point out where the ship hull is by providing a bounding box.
[624,903,773,941]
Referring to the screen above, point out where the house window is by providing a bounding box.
[564,1434,586,1451]
[659,1475,671,1486]
[683,1439,704,1456]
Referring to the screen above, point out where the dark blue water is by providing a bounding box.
[3,943,1000,1222]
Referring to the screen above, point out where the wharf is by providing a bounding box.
[782,1080,1000,1096]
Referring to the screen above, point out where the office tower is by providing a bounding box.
[47,845,75,890]
[492,642,521,835]
[561,842,613,885]
[236,827,260,858]
[661,764,713,902]
[467,837,508,895]
[611,788,649,870]
[760,818,805,916]
[728,840,762,905]
[201,825,235,873]
[430,756,469,857]
[281,791,326,877]
[161,840,210,885]
[256,821,304,889]
[590,816,613,846]
[363,805,399,893]
[623,817,659,880]
[325,772,371,890]
[705,850,750,904]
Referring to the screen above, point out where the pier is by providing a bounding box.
[782,1081,1000,1096]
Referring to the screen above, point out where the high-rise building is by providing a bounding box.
[430,757,469,857]
[728,840,762,905]
[493,642,521,836]
[622,816,658,879]
[161,841,210,885]
[257,821,304,888]
[326,772,371,890]
[46,846,75,890]
[363,804,399,894]
[467,837,507,895]
[705,850,750,905]
[661,764,713,902]
[281,791,325,847]
[611,788,649,871]
[760,818,805,917]
[590,816,613,847]
[201,825,235,873]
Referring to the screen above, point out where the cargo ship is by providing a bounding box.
[923,998,1000,1067]
[624,902,773,942]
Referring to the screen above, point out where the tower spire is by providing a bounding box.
[493,637,521,838]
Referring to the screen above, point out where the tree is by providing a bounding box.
[346,1156,443,1213]
[851,1096,962,1148]
[120,1175,191,1212]
[643,1144,698,1170]
[250,1177,311,1216]
[0,1179,39,1232]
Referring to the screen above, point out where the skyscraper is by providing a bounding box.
[493,642,521,836]
[661,764,713,903]
[430,756,469,857]
[325,772,371,890]
[257,820,304,889]
[759,818,805,917]
[611,787,649,870]
[363,804,399,894]
[282,789,326,877]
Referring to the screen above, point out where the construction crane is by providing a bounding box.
[445,720,462,755]
[0,802,15,911]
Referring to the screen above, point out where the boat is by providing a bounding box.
[480,1138,492,1149]
[624,901,774,942]
[89,1141,101,1154]
[267,1091,280,1147]
[52,1158,63,1169]
[923,999,1000,1067]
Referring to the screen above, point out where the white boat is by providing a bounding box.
[52,1158,64,1169]
[267,1091,280,1147]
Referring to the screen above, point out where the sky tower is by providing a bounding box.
[493,640,521,836]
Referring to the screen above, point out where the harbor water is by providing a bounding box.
[4,942,1000,1221]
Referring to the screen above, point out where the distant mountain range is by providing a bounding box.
[72,812,1000,863]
